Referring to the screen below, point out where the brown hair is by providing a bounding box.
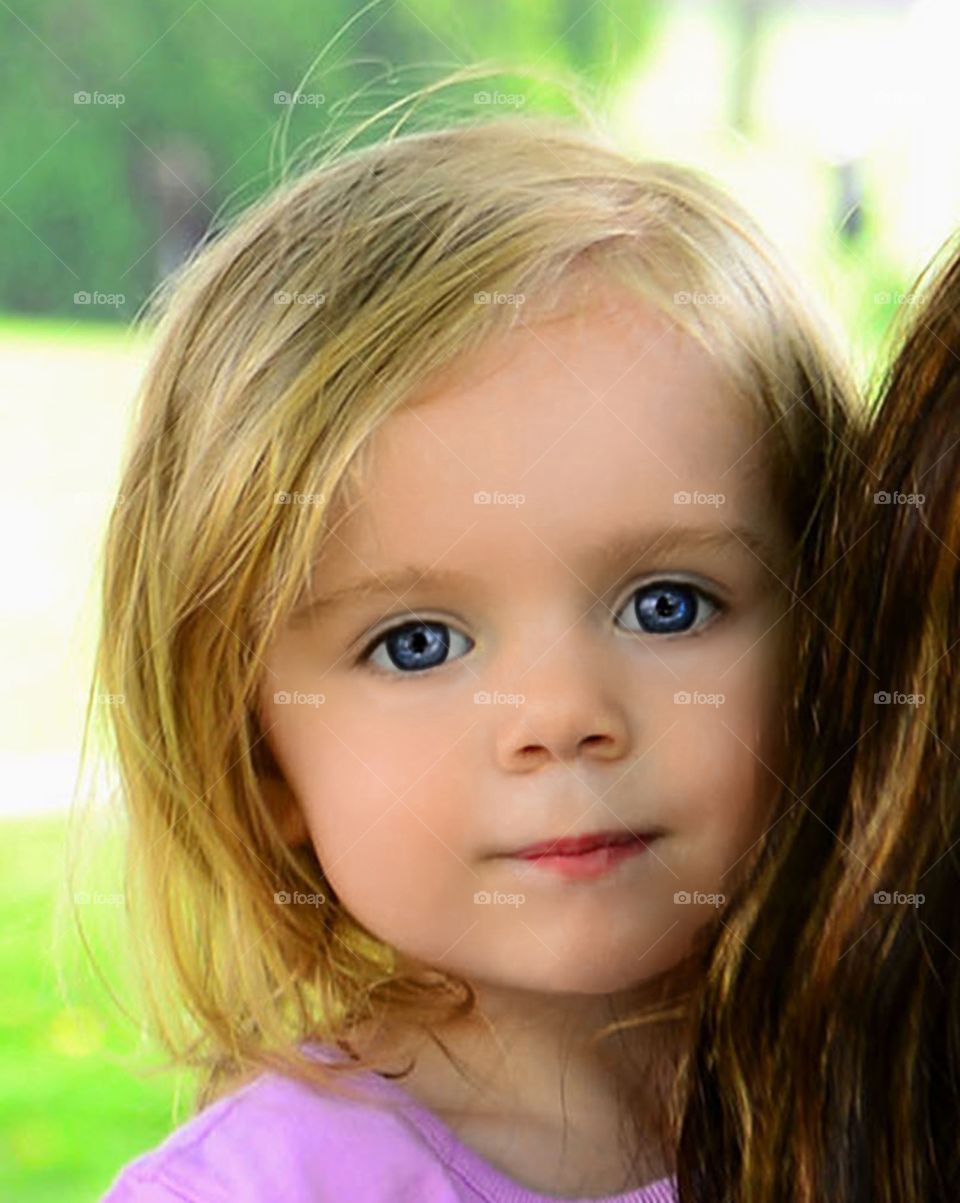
[676,234,960,1201]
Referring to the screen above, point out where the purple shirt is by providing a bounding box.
[100,1042,678,1203]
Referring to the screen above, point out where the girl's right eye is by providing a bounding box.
[359,619,473,677]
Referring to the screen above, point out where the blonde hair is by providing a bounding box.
[76,86,859,1123]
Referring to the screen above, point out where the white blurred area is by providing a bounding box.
[611,0,960,374]
[0,325,148,815]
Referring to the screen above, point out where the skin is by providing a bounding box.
[258,282,791,1192]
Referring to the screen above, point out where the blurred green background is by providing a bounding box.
[4,0,960,1198]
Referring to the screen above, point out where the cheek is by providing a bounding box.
[268,681,466,830]
[660,669,781,867]
[266,702,472,935]
[305,780,476,969]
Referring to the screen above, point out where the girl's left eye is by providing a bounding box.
[355,580,723,677]
[618,580,721,637]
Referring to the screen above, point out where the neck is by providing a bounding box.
[346,969,694,1178]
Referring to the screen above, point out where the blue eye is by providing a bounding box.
[619,581,718,636]
[356,581,722,676]
[361,619,473,675]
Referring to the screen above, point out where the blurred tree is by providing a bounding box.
[0,0,659,324]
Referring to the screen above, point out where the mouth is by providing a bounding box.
[508,829,661,859]
[502,829,664,883]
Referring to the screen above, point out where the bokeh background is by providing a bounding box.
[3,0,959,1198]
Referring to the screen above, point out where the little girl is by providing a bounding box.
[92,108,857,1202]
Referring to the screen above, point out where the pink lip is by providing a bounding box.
[511,830,652,858]
[511,834,655,882]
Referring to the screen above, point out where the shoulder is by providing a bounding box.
[98,1064,464,1203]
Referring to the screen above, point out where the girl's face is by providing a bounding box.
[259,285,791,995]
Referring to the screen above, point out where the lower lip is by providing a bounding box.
[510,837,653,881]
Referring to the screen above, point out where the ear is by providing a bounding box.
[259,772,312,847]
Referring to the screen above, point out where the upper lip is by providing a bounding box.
[507,828,663,859]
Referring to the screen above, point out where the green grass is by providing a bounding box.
[0,320,190,1202]
[0,814,187,1203]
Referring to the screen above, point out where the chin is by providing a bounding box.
[475,954,667,997]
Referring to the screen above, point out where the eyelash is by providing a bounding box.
[351,578,727,678]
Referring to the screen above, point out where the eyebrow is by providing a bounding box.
[290,523,786,623]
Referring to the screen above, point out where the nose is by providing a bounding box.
[493,645,631,771]
[507,724,625,770]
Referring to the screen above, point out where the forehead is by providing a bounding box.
[322,292,777,571]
